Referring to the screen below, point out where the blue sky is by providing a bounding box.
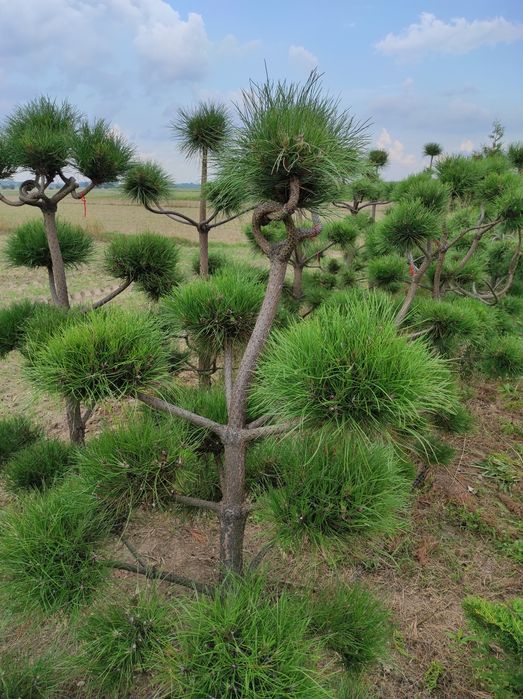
[1,0,522,180]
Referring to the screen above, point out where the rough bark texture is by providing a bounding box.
[42,208,70,308]
[47,266,59,305]
[66,397,85,445]
[220,439,248,574]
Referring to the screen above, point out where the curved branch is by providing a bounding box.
[0,192,24,207]
[137,391,225,437]
[92,279,132,309]
[207,207,255,229]
[242,420,298,442]
[106,559,213,595]
[71,181,95,199]
[145,201,198,227]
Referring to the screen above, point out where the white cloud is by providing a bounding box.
[217,34,262,57]
[375,12,523,61]
[288,45,318,71]
[376,128,416,166]
[459,139,474,152]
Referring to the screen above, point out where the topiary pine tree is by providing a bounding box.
[0,97,181,442]
[423,142,443,169]
[368,148,389,173]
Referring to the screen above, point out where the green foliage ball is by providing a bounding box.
[323,218,359,247]
[378,199,440,253]
[75,590,174,696]
[367,254,406,293]
[162,269,265,352]
[0,479,110,614]
[105,232,181,300]
[26,307,170,403]
[308,582,391,672]
[253,291,456,436]
[481,334,523,378]
[259,435,410,549]
[158,576,331,699]
[0,415,42,465]
[5,218,93,269]
[72,119,134,184]
[122,161,172,207]
[212,73,366,211]
[394,172,449,213]
[76,412,205,520]
[0,299,39,357]
[3,438,76,493]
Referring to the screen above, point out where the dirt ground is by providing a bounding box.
[0,206,522,698]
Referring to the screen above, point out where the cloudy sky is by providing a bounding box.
[1,0,522,180]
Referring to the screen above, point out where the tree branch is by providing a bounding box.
[172,493,221,513]
[242,420,298,441]
[107,559,213,595]
[207,207,255,229]
[0,192,24,207]
[145,201,198,227]
[137,391,225,436]
[92,279,132,309]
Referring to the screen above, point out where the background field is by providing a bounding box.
[0,195,521,698]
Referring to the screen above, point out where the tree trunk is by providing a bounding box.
[371,202,377,222]
[220,439,248,574]
[292,263,303,299]
[66,397,85,445]
[42,208,70,308]
[199,147,209,278]
[228,256,289,427]
[198,227,209,279]
[47,266,59,305]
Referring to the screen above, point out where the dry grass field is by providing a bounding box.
[0,194,521,698]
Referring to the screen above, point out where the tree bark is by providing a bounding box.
[47,266,59,305]
[228,256,289,427]
[220,439,248,574]
[199,146,209,278]
[66,397,85,445]
[42,208,70,308]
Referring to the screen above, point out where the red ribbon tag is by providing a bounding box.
[409,262,415,277]
[81,193,87,217]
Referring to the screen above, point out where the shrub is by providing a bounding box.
[378,199,440,253]
[394,173,449,213]
[308,582,391,672]
[158,576,332,699]
[435,155,481,201]
[481,335,523,378]
[0,300,39,357]
[75,590,174,696]
[3,438,76,493]
[105,232,181,300]
[0,415,42,465]
[162,269,265,353]
[5,218,93,269]
[26,308,170,403]
[323,218,359,247]
[260,435,410,549]
[0,479,110,614]
[76,412,205,520]
[407,297,481,355]
[463,596,523,697]
[253,291,456,437]
[367,254,406,293]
